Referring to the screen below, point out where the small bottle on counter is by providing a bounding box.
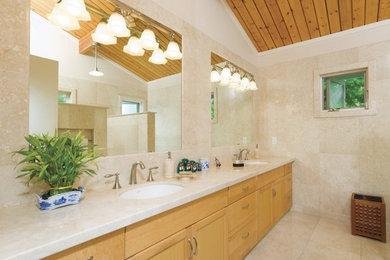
[164,152,175,178]
[254,144,260,159]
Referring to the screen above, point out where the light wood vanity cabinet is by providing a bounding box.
[44,163,293,260]
[126,189,228,259]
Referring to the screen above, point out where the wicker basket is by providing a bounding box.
[351,193,386,242]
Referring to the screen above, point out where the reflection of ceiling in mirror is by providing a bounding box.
[31,0,182,82]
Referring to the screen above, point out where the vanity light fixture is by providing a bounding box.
[239,75,250,91]
[249,79,258,90]
[89,44,104,77]
[48,3,80,31]
[107,12,130,37]
[92,22,117,45]
[210,67,221,82]
[229,71,241,89]
[149,44,168,64]
[123,36,145,56]
[140,28,159,50]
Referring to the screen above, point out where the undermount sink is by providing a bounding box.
[244,160,269,165]
[120,183,184,200]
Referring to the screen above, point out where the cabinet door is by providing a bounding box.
[44,229,124,260]
[272,178,284,224]
[284,172,292,213]
[257,184,273,240]
[191,209,227,260]
[129,229,190,260]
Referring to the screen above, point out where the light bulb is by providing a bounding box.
[149,47,168,64]
[108,13,130,37]
[92,22,117,45]
[47,4,80,31]
[61,0,90,21]
[140,28,158,50]
[229,72,241,88]
[249,80,258,90]
[123,37,145,56]
[164,41,182,60]
[210,69,220,82]
[220,67,231,81]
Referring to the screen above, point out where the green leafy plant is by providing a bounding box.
[13,131,100,196]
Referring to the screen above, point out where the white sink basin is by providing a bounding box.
[120,183,184,200]
[244,160,269,165]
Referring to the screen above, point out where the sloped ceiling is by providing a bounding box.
[225,0,390,52]
[31,0,182,82]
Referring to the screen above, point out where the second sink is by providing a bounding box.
[120,183,184,200]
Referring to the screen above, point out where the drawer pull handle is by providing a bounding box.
[87,257,94,260]
[188,238,194,259]
[272,188,276,197]
[242,232,250,239]
[242,203,250,209]
[193,235,198,255]
[242,186,249,192]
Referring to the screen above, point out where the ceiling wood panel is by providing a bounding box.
[226,0,390,53]
[365,0,379,24]
[31,0,181,82]
[352,0,365,27]
[326,0,341,33]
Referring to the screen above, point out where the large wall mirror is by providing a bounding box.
[210,52,256,147]
[29,0,182,156]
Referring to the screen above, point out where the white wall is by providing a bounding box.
[148,74,182,152]
[150,0,258,65]
[29,55,58,135]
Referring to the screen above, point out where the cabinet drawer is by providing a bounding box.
[285,163,292,175]
[125,189,227,258]
[228,177,256,204]
[228,216,257,260]
[257,166,284,189]
[227,192,257,236]
[44,229,124,260]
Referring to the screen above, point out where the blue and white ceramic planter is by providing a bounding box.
[35,187,85,211]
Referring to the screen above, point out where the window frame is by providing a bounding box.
[313,61,376,118]
[119,96,144,115]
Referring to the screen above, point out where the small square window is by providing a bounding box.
[322,70,367,111]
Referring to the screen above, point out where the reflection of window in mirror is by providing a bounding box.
[58,89,76,104]
[120,96,144,115]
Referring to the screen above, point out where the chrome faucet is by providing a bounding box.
[130,161,145,184]
[238,149,250,161]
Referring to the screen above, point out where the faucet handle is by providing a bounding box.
[147,167,159,182]
[104,173,121,189]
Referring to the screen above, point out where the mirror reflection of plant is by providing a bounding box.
[13,130,100,196]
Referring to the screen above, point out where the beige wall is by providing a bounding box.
[0,0,257,206]
[256,41,390,224]
[148,74,181,152]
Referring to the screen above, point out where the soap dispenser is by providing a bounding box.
[254,144,260,159]
[164,152,175,178]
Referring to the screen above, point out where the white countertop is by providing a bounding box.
[0,156,294,260]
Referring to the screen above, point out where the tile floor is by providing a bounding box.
[245,211,390,260]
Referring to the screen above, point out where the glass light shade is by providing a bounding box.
[220,67,231,81]
[123,37,145,56]
[140,29,158,50]
[249,80,258,90]
[210,69,220,82]
[149,47,168,64]
[61,0,90,21]
[229,72,241,88]
[108,13,130,37]
[164,41,182,60]
[47,4,80,31]
[89,69,104,77]
[92,22,117,45]
[239,76,250,91]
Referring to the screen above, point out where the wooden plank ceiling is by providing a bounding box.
[226,0,390,52]
[31,0,182,82]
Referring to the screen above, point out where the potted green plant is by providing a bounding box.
[13,130,100,210]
